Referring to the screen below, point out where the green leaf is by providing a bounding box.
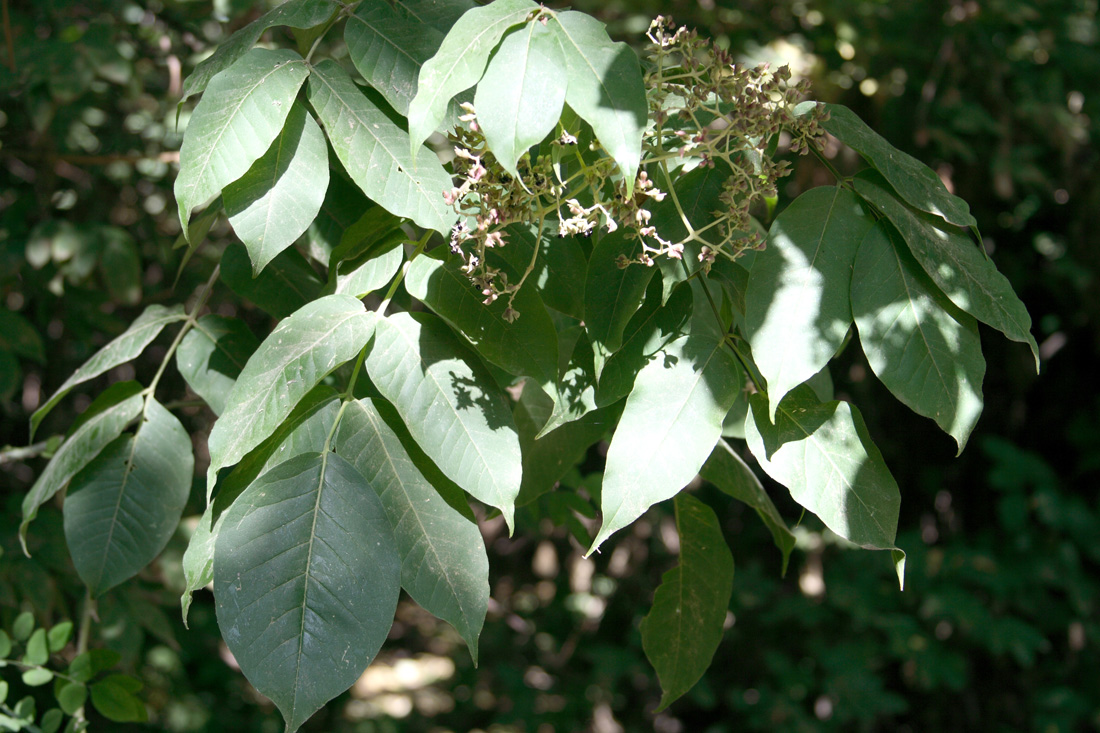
[176,48,311,233]
[590,334,743,552]
[514,383,615,505]
[405,250,558,385]
[700,439,795,575]
[394,0,477,33]
[366,312,522,531]
[206,295,375,498]
[46,623,73,653]
[11,613,34,642]
[853,171,1039,371]
[21,668,53,687]
[23,629,48,666]
[307,59,455,235]
[56,682,87,716]
[29,304,184,439]
[0,630,10,657]
[223,100,329,275]
[64,399,193,597]
[220,243,324,320]
[175,315,260,416]
[475,19,567,177]
[489,223,587,320]
[743,186,875,421]
[795,102,976,227]
[89,675,145,722]
[0,351,19,403]
[744,385,905,585]
[214,452,400,733]
[67,649,120,683]
[179,0,337,106]
[584,232,657,369]
[851,222,985,454]
[548,11,647,194]
[344,0,459,123]
[407,0,538,150]
[21,388,144,552]
[40,709,63,733]
[330,239,405,298]
[335,399,489,662]
[640,493,733,711]
[0,309,44,363]
[182,389,340,624]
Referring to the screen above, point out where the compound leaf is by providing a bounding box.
[220,243,324,320]
[175,315,260,417]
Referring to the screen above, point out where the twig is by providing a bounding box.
[0,440,54,465]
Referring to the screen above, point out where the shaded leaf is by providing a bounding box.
[489,222,587,320]
[176,48,311,233]
[205,295,374,497]
[175,315,260,416]
[64,399,193,597]
[475,19,568,177]
[394,0,477,33]
[405,250,559,385]
[214,452,400,733]
[744,385,905,585]
[641,493,733,711]
[335,398,489,662]
[366,312,521,531]
[308,59,455,235]
[224,100,329,275]
[220,242,324,320]
[796,102,976,227]
[407,0,538,150]
[701,439,795,574]
[179,0,337,105]
[851,221,985,454]
[89,675,145,722]
[854,171,1039,370]
[306,171,372,267]
[590,334,742,552]
[548,11,647,194]
[21,386,144,551]
[30,304,185,439]
[584,232,657,371]
[743,186,875,420]
[99,229,142,306]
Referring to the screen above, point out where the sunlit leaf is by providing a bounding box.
[205,295,375,498]
[308,59,455,235]
[366,312,522,531]
[407,0,538,152]
[475,19,567,177]
[590,334,742,552]
[214,452,400,733]
[176,48,310,233]
[854,170,1039,371]
[641,493,733,711]
[223,101,329,275]
[743,186,875,420]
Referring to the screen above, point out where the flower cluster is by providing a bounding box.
[442,16,829,312]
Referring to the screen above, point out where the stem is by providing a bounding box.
[808,142,848,186]
[377,231,431,315]
[725,334,766,395]
[6,661,81,685]
[144,263,220,399]
[0,440,53,465]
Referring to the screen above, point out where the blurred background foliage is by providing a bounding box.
[1,0,1097,731]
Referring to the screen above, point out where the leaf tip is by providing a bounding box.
[892,548,906,590]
